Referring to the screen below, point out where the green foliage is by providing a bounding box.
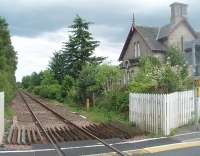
[95,64,123,90]
[0,17,17,103]
[22,76,31,89]
[76,64,97,103]
[129,48,192,93]
[96,89,129,112]
[166,47,186,66]
[61,75,74,98]
[76,64,123,104]
[21,15,128,115]
[49,51,65,83]
[34,84,61,100]
[49,15,105,79]
[22,70,63,101]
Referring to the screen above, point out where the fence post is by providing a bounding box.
[0,92,4,144]
[86,98,90,111]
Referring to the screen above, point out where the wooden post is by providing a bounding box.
[92,93,95,106]
[86,98,90,111]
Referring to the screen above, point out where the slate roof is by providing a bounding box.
[157,24,171,39]
[119,18,198,61]
[136,26,158,39]
[119,25,167,60]
[136,26,167,51]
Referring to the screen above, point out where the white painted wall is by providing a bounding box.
[0,92,4,144]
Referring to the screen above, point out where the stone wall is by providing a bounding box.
[168,22,195,50]
[123,30,151,61]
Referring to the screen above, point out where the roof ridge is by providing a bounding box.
[156,27,161,40]
[136,25,159,29]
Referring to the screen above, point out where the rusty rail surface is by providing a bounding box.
[18,91,66,156]
[20,91,127,156]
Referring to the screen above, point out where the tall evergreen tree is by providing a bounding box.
[0,17,17,102]
[61,15,105,78]
[49,51,65,83]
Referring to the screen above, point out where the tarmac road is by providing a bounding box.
[0,131,200,156]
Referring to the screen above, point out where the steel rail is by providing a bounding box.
[22,91,127,156]
[18,91,66,156]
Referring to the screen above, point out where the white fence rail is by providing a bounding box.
[129,90,199,135]
[0,92,4,144]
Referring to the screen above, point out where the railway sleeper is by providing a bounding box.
[107,123,131,139]
[100,123,125,139]
[7,125,14,144]
[82,126,99,139]
[31,128,38,144]
[11,127,18,144]
[92,124,116,138]
[27,129,32,144]
[50,127,64,142]
[55,127,69,142]
[69,125,91,140]
[35,127,45,144]
[60,126,74,141]
[64,127,80,141]
[47,127,59,143]
[17,127,21,144]
[83,126,103,139]
[68,126,85,140]
[86,124,109,139]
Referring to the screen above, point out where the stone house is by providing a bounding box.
[119,2,200,83]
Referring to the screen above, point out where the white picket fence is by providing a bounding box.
[129,90,200,135]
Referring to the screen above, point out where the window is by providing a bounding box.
[134,41,140,58]
[125,60,129,69]
[134,42,137,57]
[137,41,140,57]
[181,36,184,52]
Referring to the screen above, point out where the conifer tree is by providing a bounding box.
[61,15,104,78]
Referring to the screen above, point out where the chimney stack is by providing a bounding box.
[170,2,188,24]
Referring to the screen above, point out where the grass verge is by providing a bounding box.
[61,99,129,124]
[4,104,15,120]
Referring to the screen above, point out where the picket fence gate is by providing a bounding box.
[129,90,200,135]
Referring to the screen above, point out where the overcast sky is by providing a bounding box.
[1,0,199,81]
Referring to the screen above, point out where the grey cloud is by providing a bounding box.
[0,0,174,38]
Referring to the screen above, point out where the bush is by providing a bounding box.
[33,84,62,101]
[129,51,193,94]
[96,89,129,112]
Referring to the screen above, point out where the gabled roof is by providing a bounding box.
[157,18,198,40]
[119,18,198,61]
[136,26,158,39]
[119,25,167,61]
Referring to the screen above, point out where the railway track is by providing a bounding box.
[7,91,139,155]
